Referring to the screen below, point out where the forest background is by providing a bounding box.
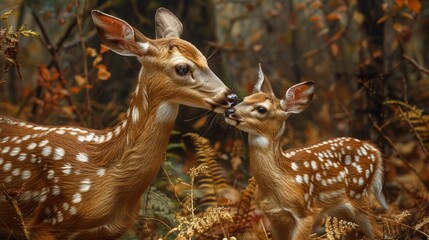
[0,0,428,239]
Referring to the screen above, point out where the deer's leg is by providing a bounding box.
[290,215,313,240]
[332,200,381,240]
[270,215,296,240]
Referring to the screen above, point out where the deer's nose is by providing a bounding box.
[226,93,238,106]
[225,108,235,117]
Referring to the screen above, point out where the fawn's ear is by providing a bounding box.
[155,8,183,38]
[253,63,274,95]
[91,10,153,57]
[280,81,315,114]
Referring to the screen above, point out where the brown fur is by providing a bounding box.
[0,9,233,240]
[226,82,387,240]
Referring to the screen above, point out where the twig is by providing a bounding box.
[355,204,429,238]
[403,55,429,75]
[0,183,30,240]
[75,0,92,123]
[302,30,345,59]
[371,118,426,184]
[30,9,84,124]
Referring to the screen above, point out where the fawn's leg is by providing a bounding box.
[290,215,314,240]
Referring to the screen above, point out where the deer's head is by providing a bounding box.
[91,8,237,113]
[225,64,315,137]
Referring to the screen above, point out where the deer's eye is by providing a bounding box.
[256,106,267,114]
[175,64,190,76]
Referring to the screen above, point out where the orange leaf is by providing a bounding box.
[308,14,321,22]
[407,0,421,13]
[39,65,51,81]
[92,55,103,67]
[74,74,86,86]
[310,1,321,9]
[395,0,404,7]
[326,12,341,21]
[70,86,81,94]
[330,43,339,57]
[86,47,97,57]
[100,44,109,54]
[295,3,306,10]
[376,15,390,24]
[97,67,111,81]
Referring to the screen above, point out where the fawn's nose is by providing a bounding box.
[225,108,235,117]
[226,93,238,106]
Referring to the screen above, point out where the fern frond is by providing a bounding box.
[325,216,358,240]
[231,177,257,233]
[384,100,429,150]
[184,133,230,210]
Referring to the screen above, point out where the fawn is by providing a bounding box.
[224,65,388,239]
[0,8,237,239]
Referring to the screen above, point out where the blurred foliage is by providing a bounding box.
[1,0,429,239]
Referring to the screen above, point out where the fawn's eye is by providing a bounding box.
[256,106,267,114]
[175,64,190,76]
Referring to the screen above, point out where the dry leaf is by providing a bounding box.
[92,55,103,67]
[100,44,109,54]
[86,47,97,57]
[39,65,51,81]
[74,74,86,86]
[326,12,341,21]
[97,65,111,80]
[330,43,339,57]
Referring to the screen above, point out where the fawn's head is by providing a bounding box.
[225,64,315,137]
[91,8,237,113]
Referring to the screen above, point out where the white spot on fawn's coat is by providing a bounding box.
[76,152,88,162]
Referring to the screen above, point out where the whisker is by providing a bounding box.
[183,109,211,122]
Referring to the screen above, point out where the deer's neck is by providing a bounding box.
[248,133,283,192]
[101,72,179,194]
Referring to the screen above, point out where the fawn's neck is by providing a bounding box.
[99,71,179,194]
[248,132,284,192]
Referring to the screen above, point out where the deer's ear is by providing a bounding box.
[155,8,183,38]
[91,10,152,57]
[253,63,274,95]
[280,81,315,114]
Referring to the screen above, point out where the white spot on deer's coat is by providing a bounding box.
[47,169,55,180]
[27,143,36,150]
[344,155,351,165]
[365,169,370,179]
[295,175,303,184]
[78,136,85,142]
[62,163,72,175]
[156,102,178,123]
[69,206,77,215]
[52,185,61,195]
[132,106,139,123]
[63,202,69,210]
[18,153,27,161]
[80,179,91,192]
[53,147,65,160]
[311,161,318,170]
[2,146,10,154]
[5,176,12,182]
[57,211,64,223]
[42,146,52,156]
[38,139,49,147]
[97,168,106,176]
[358,177,364,186]
[12,168,20,176]
[72,193,82,204]
[304,161,310,168]
[21,170,31,180]
[250,136,269,148]
[10,147,21,156]
[291,162,298,171]
[76,152,88,162]
[3,162,12,172]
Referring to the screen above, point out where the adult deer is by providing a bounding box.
[224,65,387,239]
[0,8,237,239]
